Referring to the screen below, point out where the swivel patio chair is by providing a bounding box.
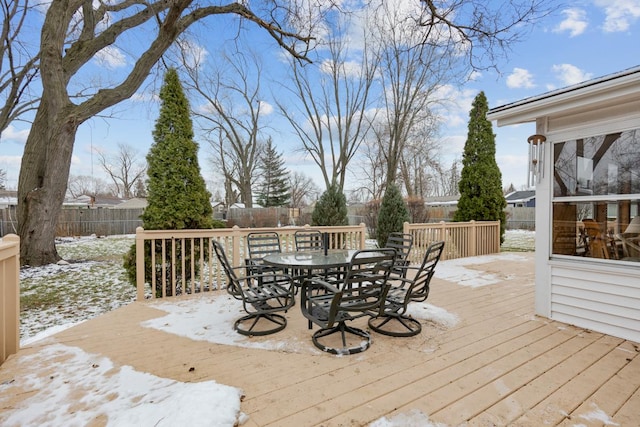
[386,232,414,276]
[246,231,283,274]
[300,248,396,355]
[294,229,324,251]
[368,240,445,337]
[213,240,295,336]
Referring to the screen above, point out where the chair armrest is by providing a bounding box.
[301,277,340,295]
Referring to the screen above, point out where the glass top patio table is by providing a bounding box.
[262,249,359,270]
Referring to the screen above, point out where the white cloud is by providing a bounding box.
[553,8,588,37]
[1,124,30,143]
[552,63,593,86]
[130,92,158,103]
[175,39,208,70]
[595,0,640,32]
[320,59,363,78]
[94,45,126,69]
[506,68,535,89]
[259,100,274,116]
[431,85,476,130]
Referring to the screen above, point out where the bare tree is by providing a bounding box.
[278,17,378,192]
[183,48,268,208]
[355,0,550,195]
[353,137,386,201]
[415,0,552,72]
[398,117,441,197]
[66,174,111,198]
[17,0,314,266]
[96,143,146,199]
[368,2,458,190]
[289,171,319,208]
[0,0,40,133]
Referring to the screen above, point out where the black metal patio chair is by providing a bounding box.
[246,231,283,274]
[300,248,396,355]
[213,240,295,336]
[386,232,414,276]
[294,229,324,251]
[368,240,445,337]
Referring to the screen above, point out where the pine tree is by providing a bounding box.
[311,184,348,226]
[256,139,290,207]
[124,68,213,292]
[376,183,409,248]
[454,91,507,243]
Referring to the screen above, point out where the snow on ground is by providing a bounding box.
[0,343,245,427]
[142,293,459,354]
[19,235,137,344]
[433,252,530,288]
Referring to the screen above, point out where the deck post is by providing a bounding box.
[0,234,20,364]
[135,227,145,301]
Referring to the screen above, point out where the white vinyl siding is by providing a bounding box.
[550,262,640,342]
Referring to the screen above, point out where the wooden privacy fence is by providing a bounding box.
[0,234,19,365]
[0,207,145,238]
[404,221,501,264]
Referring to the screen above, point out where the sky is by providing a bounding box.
[1,0,640,196]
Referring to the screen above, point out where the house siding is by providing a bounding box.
[550,262,640,342]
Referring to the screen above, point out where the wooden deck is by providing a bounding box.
[2,252,639,426]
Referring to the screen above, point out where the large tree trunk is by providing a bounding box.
[17,98,77,265]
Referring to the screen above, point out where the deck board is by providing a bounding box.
[2,252,639,426]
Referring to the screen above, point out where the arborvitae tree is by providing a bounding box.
[124,68,213,293]
[0,169,6,190]
[376,184,409,248]
[256,139,290,207]
[454,91,507,243]
[311,184,348,226]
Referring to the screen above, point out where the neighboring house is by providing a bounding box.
[487,65,640,343]
[424,195,460,207]
[111,197,147,209]
[505,190,535,207]
[63,194,124,208]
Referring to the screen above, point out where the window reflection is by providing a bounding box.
[553,129,640,197]
[552,128,640,262]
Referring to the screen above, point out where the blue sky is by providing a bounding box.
[1,0,640,196]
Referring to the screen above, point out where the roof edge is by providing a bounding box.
[487,65,640,122]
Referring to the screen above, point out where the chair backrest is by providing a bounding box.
[247,232,281,260]
[295,230,324,251]
[408,240,445,302]
[582,219,609,259]
[339,248,396,312]
[212,240,242,298]
[387,232,413,264]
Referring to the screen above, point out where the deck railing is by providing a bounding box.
[0,222,501,355]
[135,221,502,300]
[134,224,367,300]
[404,220,501,264]
[0,234,20,365]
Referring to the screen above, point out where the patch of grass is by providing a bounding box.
[19,236,137,341]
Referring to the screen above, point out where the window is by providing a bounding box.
[552,129,640,262]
